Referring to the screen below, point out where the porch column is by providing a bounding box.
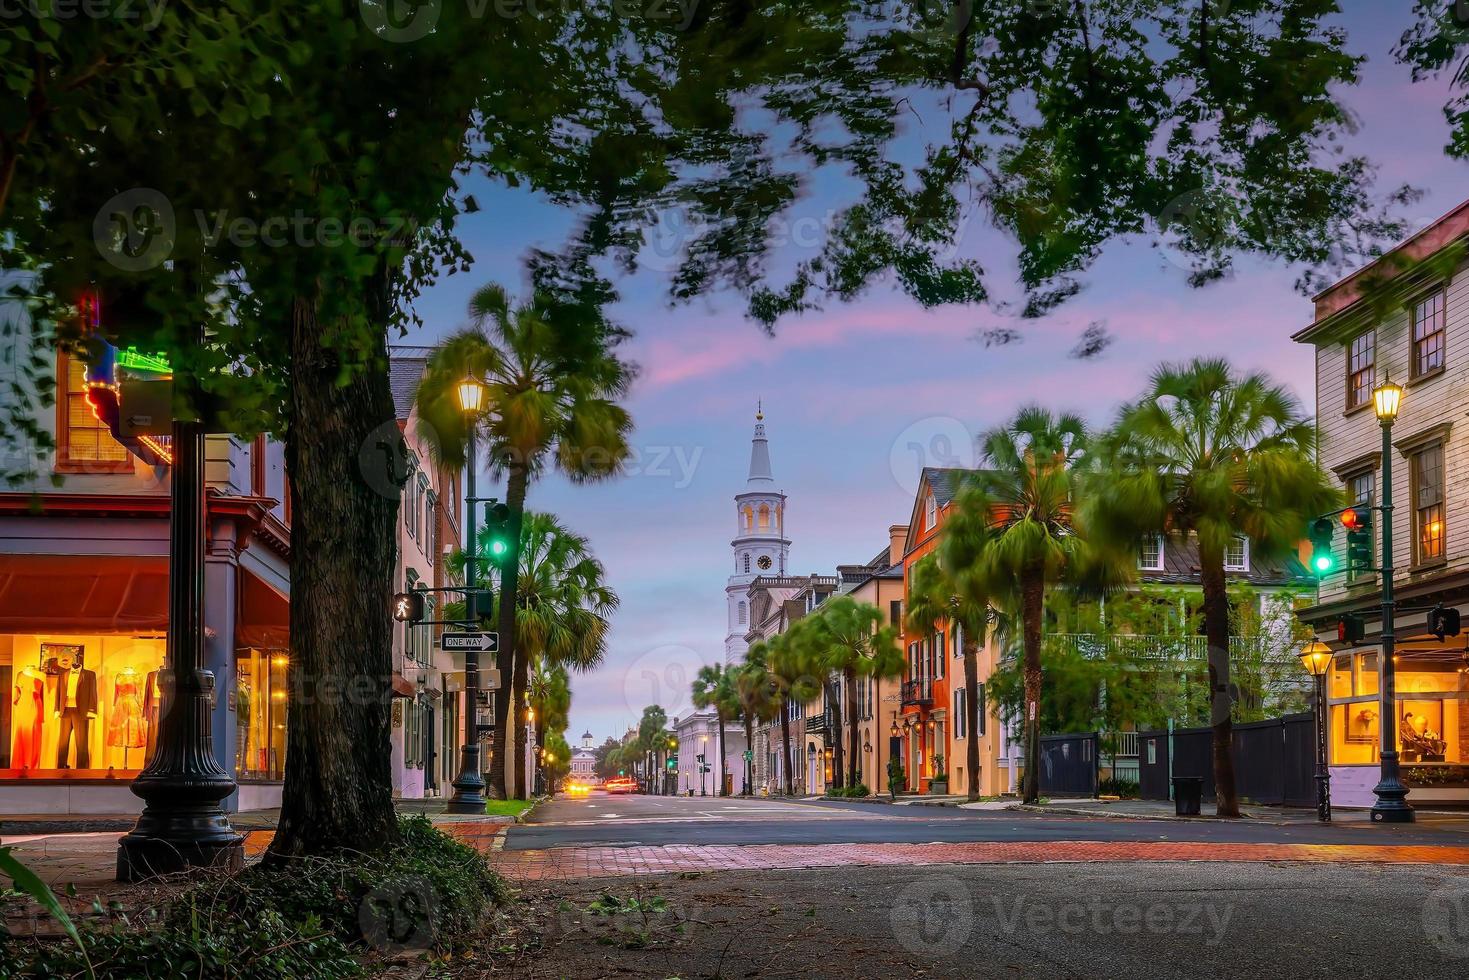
[203,549,239,809]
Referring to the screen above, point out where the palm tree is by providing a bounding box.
[906,547,990,803]
[528,662,571,792]
[767,628,820,796]
[416,287,633,799]
[1091,358,1337,816]
[734,642,778,795]
[803,596,901,789]
[638,705,668,793]
[450,510,618,798]
[968,406,1121,805]
[691,663,739,797]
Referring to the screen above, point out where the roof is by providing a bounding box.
[388,356,426,420]
[1144,536,1313,588]
[921,467,970,508]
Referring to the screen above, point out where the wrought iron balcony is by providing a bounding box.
[900,679,932,708]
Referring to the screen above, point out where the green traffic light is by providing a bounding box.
[489,538,509,557]
[1313,554,1333,573]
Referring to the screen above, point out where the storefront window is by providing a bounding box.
[236,649,289,781]
[1328,648,1468,773]
[2,633,165,776]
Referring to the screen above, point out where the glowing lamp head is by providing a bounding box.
[1372,376,1402,422]
[1299,640,1334,678]
[456,374,486,414]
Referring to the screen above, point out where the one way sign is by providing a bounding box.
[439,631,499,653]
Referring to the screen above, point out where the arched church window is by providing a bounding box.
[758,504,770,529]
[738,601,746,624]
[743,553,751,573]
[743,506,754,530]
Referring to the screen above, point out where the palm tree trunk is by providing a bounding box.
[845,668,861,788]
[1200,548,1240,817]
[742,715,754,795]
[489,463,528,800]
[510,631,531,799]
[780,701,794,796]
[269,294,399,860]
[963,633,982,802]
[717,715,729,796]
[827,680,844,790]
[1021,565,1045,805]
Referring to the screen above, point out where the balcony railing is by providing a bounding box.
[900,679,932,708]
[1046,632,1292,665]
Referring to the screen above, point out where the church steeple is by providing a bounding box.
[747,404,773,486]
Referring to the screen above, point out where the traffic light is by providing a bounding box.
[1309,517,1336,577]
[1342,507,1373,572]
[484,501,512,566]
[1337,614,1365,644]
[666,758,677,771]
[1429,604,1462,641]
[392,591,425,623]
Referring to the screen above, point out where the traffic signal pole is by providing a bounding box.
[1370,418,1413,823]
[447,422,488,813]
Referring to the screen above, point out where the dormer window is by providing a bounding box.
[1138,535,1164,571]
[924,492,937,530]
[1224,536,1250,572]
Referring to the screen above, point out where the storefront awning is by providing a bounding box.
[236,569,289,649]
[0,554,167,633]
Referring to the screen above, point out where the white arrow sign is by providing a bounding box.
[440,631,498,653]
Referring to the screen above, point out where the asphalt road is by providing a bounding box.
[508,791,1469,850]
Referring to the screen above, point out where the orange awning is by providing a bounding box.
[0,554,168,633]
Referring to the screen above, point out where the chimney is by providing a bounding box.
[888,524,909,566]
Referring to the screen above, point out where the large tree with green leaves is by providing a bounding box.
[801,596,901,789]
[691,663,740,797]
[734,642,780,795]
[3,0,1419,860]
[1088,358,1336,816]
[767,626,823,796]
[637,705,669,793]
[418,294,632,799]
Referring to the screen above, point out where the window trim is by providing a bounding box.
[1409,285,1448,382]
[1223,536,1250,572]
[1344,329,1376,412]
[54,352,135,475]
[1138,534,1165,572]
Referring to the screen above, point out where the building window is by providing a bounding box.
[737,601,747,625]
[977,683,986,737]
[954,688,966,739]
[1224,536,1249,572]
[1346,330,1375,410]
[889,599,902,625]
[743,553,751,574]
[1138,535,1164,571]
[56,354,133,473]
[236,649,289,781]
[424,490,437,567]
[1412,443,1446,563]
[924,492,937,530]
[1412,288,1447,378]
[758,504,771,530]
[1346,470,1375,580]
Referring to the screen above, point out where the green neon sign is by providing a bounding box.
[116,347,172,374]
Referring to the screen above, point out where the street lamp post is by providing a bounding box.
[447,374,488,813]
[118,348,243,881]
[1300,640,1334,823]
[1370,376,1414,823]
[699,734,708,796]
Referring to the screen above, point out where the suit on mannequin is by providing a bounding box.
[54,667,98,769]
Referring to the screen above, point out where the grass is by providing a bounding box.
[483,799,534,818]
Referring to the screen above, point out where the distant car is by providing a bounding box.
[564,780,592,795]
[604,777,637,794]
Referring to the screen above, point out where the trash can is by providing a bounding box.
[1172,776,1203,816]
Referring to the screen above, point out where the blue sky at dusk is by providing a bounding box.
[401,4,1469,744]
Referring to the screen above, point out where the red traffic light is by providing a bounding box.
[1340,508,1362,530]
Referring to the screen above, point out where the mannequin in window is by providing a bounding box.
[236,678,254,775]
[142,669,162,764]
[107,667,147,755]
[54,664,99,768]
[10,665,45,769]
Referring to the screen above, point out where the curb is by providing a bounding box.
[1008,803,1297,826]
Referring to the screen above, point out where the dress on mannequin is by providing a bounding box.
[108,668,147,749]
[10,666,45,769]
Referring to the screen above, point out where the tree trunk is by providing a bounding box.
[510,624,531,799]
[717,715,729,796]
[845,667,861,788]
[780,701,794,796]
[489,463,528,799]
[964,629,983,803]
[1021,565,1045,806]
[268,296,399,861]
[742,715,754,795]
[1200,547,1240,817]
[827,680,844,790]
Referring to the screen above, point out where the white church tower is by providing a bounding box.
[725,405,789,664]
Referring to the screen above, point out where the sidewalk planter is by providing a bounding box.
[1172,776,1203,816]
[928,778,950,796]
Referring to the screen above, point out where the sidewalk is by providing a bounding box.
[1004,796,1469,830]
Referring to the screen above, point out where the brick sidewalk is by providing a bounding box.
[486,840,1469,881]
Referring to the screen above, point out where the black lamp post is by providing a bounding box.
[699,735,708,796]
[447,374,488,813]
[1370,376,1414,823]
[1300,640,1334,823]
[118,348,243,880]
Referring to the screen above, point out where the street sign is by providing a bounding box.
[742,750,752,761]
[440,631,498,653]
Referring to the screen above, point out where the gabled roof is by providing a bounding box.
[389,356,426,420]
[1144,535,1313,588]
[903,467,976,556]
